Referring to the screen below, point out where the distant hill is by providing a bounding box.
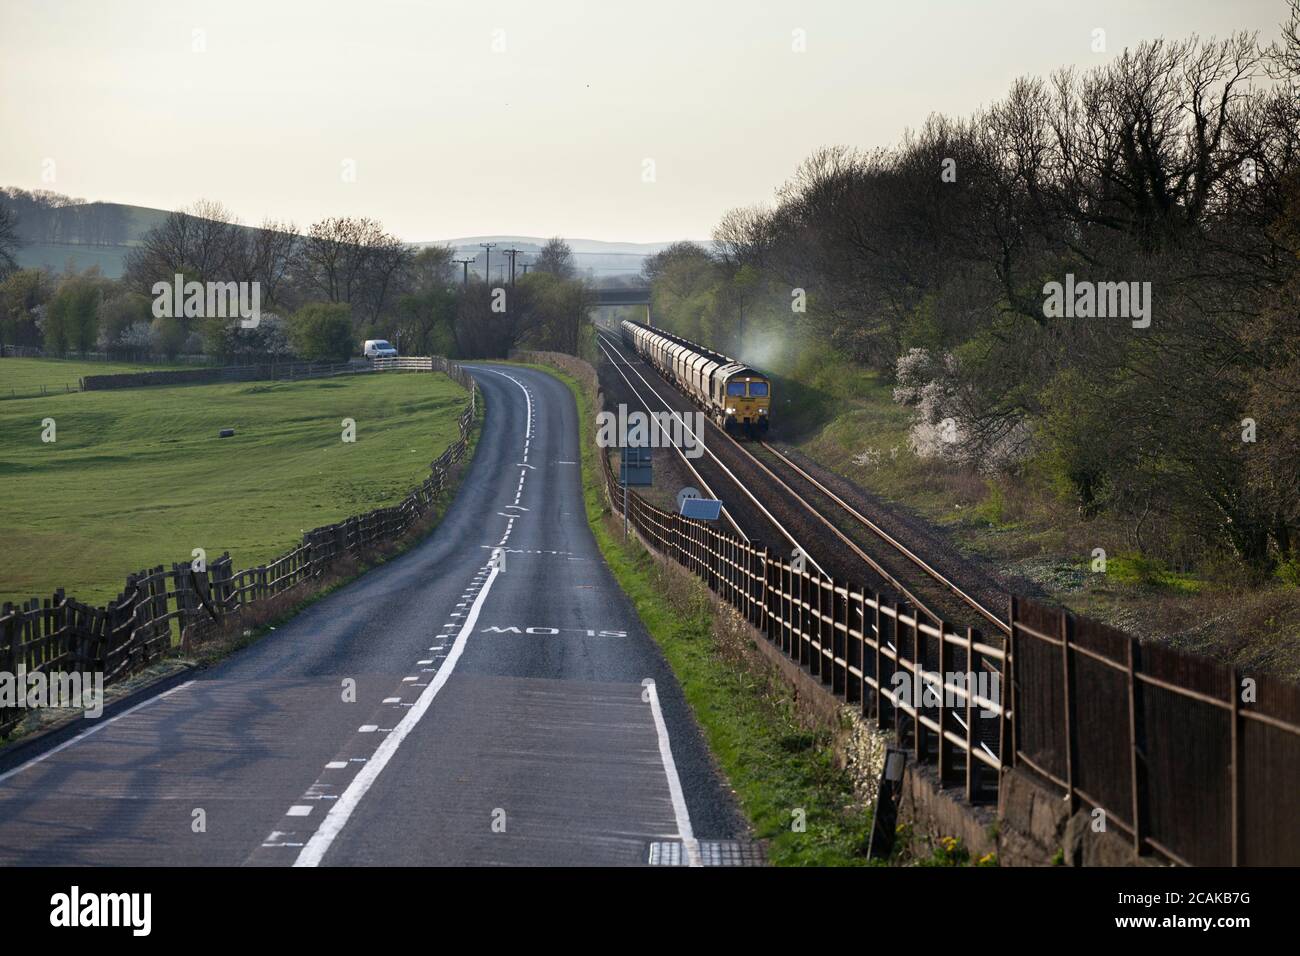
[3,192,707,282]
[426,236,708,282]
[9,201,180,279]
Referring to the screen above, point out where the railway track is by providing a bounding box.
[746,440,1009,636]
[596,328,1009,637]
[594,332,827,577]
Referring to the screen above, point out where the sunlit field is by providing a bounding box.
[0,371,467,605]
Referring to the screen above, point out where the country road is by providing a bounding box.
[0,365,745,867]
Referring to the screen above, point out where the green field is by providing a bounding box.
[0,357,191,398]
[0,372,468,605]
[14,242,131,279]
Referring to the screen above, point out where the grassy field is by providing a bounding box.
[14,242,130,279]
[0,372,468,606]
[0,357,192,398]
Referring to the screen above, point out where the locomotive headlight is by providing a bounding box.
[726,407,736,415]
[758,407,767,415]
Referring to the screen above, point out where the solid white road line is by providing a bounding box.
[483,367,533,438]
[0,680,196,785]
[292,564,502,867]
[642,678,701,867]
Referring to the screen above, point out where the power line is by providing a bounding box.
[503,247,524,285]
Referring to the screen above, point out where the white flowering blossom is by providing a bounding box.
[892,347,1031,472]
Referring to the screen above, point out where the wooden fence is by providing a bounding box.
[80,360,363,391]
[0,357,479,737]
[600,428,1300,866]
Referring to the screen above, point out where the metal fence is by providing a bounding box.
[0,358,478,737]
[1009,597,1300,865]
[603,448,1008,805]
[601,439,1300,865]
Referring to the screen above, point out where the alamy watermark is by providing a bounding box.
[0,665,104,718]
[889,668,1001,718]
[596,403,705,459]
[151,273,260,328]
[1042,273,1151,328]
[50,886,150,936]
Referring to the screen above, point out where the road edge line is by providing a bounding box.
[293,563,501,867]
[643,678,702,867]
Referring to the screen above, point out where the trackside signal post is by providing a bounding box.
[619,445,653,537]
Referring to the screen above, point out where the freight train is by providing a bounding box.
[619,319,771,436]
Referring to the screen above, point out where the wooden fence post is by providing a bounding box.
[872,597,883,722]
[882,602,899,732]
[1127,634,1145,857]
[965,626,977,803]
[911,609,923,761]
[1060,607,1077,815]
[1004,595,1018,776]
[795,566,805,666]
[1229,666,1243,866]
[937,621,950,783]
[4,601,17,683]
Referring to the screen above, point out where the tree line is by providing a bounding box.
[0,195,593,365]
[0,188,131,247]
[643,4,1300,580]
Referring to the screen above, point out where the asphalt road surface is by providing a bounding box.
[0,365,745,866]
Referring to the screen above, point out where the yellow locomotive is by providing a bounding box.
[620,319,771,436]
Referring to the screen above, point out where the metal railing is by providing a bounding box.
[597,387,1300,866]
[603,446,1009,805]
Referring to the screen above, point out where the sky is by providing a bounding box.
[0,0,1289,243]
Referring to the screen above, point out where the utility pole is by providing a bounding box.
[520,262,531,276]
[503,247,523,285]
[479,243,496,287]
[453,258,474,286]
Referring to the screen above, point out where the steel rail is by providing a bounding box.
[596,335,752,545]
[600,327,1007,635]
[596,332,827,577]
[757,440,1009,635]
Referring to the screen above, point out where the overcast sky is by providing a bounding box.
[0,0,1289,242]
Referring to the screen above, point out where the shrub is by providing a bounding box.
[289,302,353,362]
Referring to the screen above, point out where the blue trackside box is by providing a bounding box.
[619,445,653,486]
[680,497,722,521]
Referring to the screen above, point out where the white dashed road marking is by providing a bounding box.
[291,563,503,867]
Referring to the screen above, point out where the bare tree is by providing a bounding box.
[0,204,19,277]
[410,245,455,294]
[296,216,413,327]
[244,219,299,308]
[534,237,574,279]
[124,199,241,289]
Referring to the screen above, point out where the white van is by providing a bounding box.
[363,339,398,359]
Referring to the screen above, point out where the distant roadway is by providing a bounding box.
[0,365,743,866]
